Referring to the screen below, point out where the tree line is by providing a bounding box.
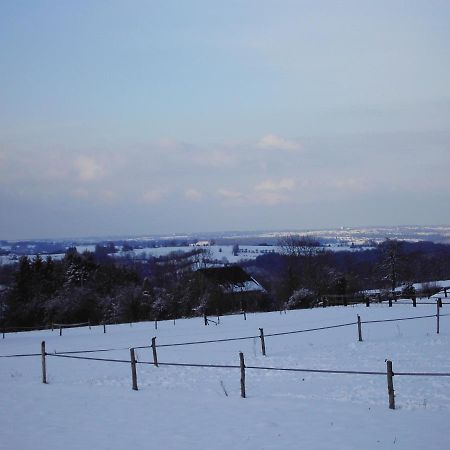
[0,246,218,328]
[243,237,450,308]
[1,238,450,328]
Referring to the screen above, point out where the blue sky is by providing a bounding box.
[1,1,450,239]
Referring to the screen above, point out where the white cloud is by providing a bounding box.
[71,188,89,199]
[333,178,368,192]
[218,188,244,199]
[255,177,296,192]
[252,191,289,206]
[185,188,203,202]
[194,149,238,168]
[99,189,119,204]
[258,134,302,151]
[141,189,167,204]
[75,156,105,181]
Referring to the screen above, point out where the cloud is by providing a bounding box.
[156,138,183,151]
[252,191,289,206]
[141,189,167,204]
[254,177,296,192]
[258,134,302,151]
[251,179,295,205]
[75,156,105,181]
[71,188,89,199]
[99,189,120,204]
[193,149,238,168]
[185,188,203,202]
[218,188,244,200]
[218,181,295,207]
[333,178,368,192]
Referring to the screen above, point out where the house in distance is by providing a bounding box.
[196,266,268,315]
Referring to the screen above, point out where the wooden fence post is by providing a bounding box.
[217,316,220,325]
[59,326,63,336]
[2,328,5,339]
[155,320,158,330]
[239,352,246,398]
[388,298,392,307]
[51,322,54,331]
[437,301,440,334]
[259,328,266,356]
[243,311,247,321]
[130,348,138,391]
[103,323,106,334]
[438,298,442,308]
[204,313,208,326]
[357,315,363,342]
[386,360,395,409]
[412,297,416,307]
[366,298,370,307]
[41,341,47,384]
[151,337,158,367]
[444,288,448,298]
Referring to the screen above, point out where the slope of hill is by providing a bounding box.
[1,303,449,450]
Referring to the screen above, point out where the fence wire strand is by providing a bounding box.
[361,314,436,324]
[48,353,130,364]
[44,353,450,377]
[51,347,131,355]
[0,352,41,358]
[265,321,357,337]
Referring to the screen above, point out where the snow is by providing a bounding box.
[118,245,274,263]
[1,303,450,449]
[364,279,450,296]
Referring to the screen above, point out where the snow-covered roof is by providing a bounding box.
[197,266,266,294]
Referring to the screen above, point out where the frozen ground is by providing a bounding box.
[1,302,450,450]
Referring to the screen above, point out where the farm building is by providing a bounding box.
[196,266,268,314]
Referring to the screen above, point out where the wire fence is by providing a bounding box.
[43,353,450,377]
[2,306,449,358]
[2,304,450,410]
[1,291,447,335]
[41,349,450,410]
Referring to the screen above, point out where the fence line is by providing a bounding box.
[52,347,131,355]
[136,334,260,350]
[2,297,447,337]
[361,314,437,324]
[0,352,42,358]
[49,353,130,364]
[53,322,90,328]
[45,352,450,377]
[3,307,450,410]
[2,308,449,359]
[264,321,357,338]
[43,349,450,410]
[138,360,240,369]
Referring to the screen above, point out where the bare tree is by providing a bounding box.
[378,239,404,293]
[277,234,320,258]
[276,235,322,297]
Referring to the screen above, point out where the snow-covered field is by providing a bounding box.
[1,303,450,450]
[0,243,374,266]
